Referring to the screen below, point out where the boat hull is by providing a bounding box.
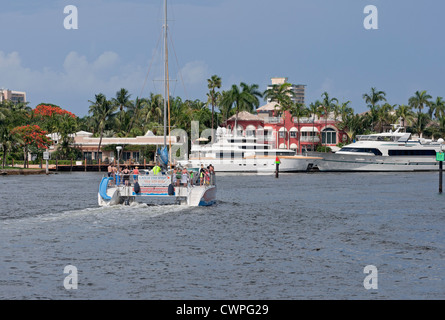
[311,152,441,172]
[198,186,217,206]
[185,156,321,173]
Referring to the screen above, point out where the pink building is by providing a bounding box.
[225,106,346,154]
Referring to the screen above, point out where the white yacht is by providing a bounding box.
[312,126,444,172]
[182,127,322,173]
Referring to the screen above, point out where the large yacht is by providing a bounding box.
[181,127,321,173]
[312,126,444,171]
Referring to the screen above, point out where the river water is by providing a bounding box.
[0,171,444,300]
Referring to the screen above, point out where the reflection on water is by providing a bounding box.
[0,172,444,299]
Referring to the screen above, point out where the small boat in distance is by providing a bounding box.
[311,125,445,172]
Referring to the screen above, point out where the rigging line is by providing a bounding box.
[140,29,163,98]
[168,25,189,101]
[139,28,164,98]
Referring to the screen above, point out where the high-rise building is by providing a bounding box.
[0,89,27,104]
[267,77,306,105]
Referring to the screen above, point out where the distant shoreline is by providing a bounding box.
[0,168,47,175]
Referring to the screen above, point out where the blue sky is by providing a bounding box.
[1,0,444,116]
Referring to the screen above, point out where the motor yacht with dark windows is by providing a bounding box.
[312,126,444,172]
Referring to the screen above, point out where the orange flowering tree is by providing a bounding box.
[34,103,76,118]
[11,125,52,168]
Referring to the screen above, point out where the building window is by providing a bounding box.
[290,131,297,138]
[322,128,337,145]
[279,131,285,138]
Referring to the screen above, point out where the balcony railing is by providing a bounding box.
[300,136,320,143]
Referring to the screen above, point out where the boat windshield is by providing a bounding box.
[339,147,383,156]
[356,135,399,142]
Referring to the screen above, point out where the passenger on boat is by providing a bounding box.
[132,166,140,181]
[181,168,189,187]
[107,164,112,177]
[199,164,205,186]
[122,166,131,186]
[208,164,215,185]
[172,168,179,187]
[115,167,121,185]
[152,164,161,175]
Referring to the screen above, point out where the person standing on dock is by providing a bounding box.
[107,164,113,177]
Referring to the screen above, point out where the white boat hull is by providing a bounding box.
[184,156,321,173]
[312,152,441,172]
[98,177,216,207]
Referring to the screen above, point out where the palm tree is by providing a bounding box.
[112,88,132,134]
[88,94,117,160]
[320,92,338,150]
[126,97,147,137]
[144,93,163,124]
[221,83,262,135]
[396,104,414,128]
[308,100,322,148]
[207,75,222,140]
[409,90,432,138]
[263,83,294,147]
[363,87,386,131]
[429,97,445,120]
[289,103,308,153]
[376,103,396,132]
[240,83,263,112]
[55,113,78,159]
[409,90,432,115]
[412,113,431,138]
[0,127,22,168]
[263,83,294,117]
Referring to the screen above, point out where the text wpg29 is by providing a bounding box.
[220,304,269,315]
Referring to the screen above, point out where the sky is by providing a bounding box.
[1,0,445,117]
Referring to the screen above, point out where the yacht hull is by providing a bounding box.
[185,156,321,173]
[311,152,441,172]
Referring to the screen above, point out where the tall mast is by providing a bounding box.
[163,0,168,148]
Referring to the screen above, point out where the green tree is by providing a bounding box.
[429,96,445,120]
[320,92,338,150]
[263,83,293,118]
[88,94,117,159]
[409,90,432,115]
[289,103,308,153]
[207,75,222,140]
[112,88,132,134]
[308,100,322,148]
[396,104,414,128]
[363,87,386,131]
[221,83,262,135]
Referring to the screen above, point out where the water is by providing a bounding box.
[0,171,444,300]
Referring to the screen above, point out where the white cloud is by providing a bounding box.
[0,50,209,114]
[180,60,209,87]
[0,50,147,113]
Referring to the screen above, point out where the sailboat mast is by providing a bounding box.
[163,0,168,148]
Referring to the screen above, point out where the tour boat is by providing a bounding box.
[98,0,216,206]
[181,127,322,173]
[98,170,216,207]
[311,126,445,172]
